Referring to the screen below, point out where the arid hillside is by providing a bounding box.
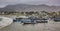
[0,4,60,12]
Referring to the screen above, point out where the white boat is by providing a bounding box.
[0,16,13,29]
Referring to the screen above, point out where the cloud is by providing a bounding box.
[0,4,8,8]
[0,0,60,8]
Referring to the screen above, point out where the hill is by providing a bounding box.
[0,4,60,12]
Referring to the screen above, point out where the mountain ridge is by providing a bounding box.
[0,4,60,12]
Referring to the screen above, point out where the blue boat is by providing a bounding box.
[54,16,60,22]
[13,16,48,23]
[13,18,23,22]
[21,18,36,24]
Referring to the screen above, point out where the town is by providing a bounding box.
[0,11,60,31]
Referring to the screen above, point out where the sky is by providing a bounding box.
[0,0,60,8]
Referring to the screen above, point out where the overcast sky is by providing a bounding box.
[0,0,60,8]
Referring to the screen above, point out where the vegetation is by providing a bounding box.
[0,11,60,18]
